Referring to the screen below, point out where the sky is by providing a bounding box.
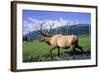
[22,10,91,35]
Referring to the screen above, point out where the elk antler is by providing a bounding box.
[36,21,55,37]
[44,23,54,34]
[36,21,50,36]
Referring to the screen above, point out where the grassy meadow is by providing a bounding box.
[23,36,91,62]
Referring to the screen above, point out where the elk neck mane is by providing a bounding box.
[44,35,52,45]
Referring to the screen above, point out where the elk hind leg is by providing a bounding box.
[70,45,76,59]
[76,44,83,53]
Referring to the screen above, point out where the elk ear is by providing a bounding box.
[41,35,44,38]
[41,33,49,37]
[44,33,49,36]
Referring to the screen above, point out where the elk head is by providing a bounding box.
[36,21,54,43]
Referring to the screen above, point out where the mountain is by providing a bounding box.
[23,24,90,41]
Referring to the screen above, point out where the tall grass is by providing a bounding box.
[23,36,90,62]
[79,36,91,52]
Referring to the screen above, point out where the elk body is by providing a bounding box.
[36,22,83,58]
[39,34,83,57]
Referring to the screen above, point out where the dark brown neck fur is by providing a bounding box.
[44,36,51,45]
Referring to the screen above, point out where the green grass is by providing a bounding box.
[23,36,90,62]
[23,41,51,62]
[78,36,91,52]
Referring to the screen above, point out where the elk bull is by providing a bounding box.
[36,22,83,58]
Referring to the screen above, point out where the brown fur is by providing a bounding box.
[39,34,83,57]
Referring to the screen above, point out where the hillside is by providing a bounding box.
[23,24,90,41]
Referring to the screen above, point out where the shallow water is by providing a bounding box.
[24,52,91,62]
[51,52,91,61]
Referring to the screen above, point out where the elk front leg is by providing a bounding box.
[58,48,60,57]
[50,47,55,58]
